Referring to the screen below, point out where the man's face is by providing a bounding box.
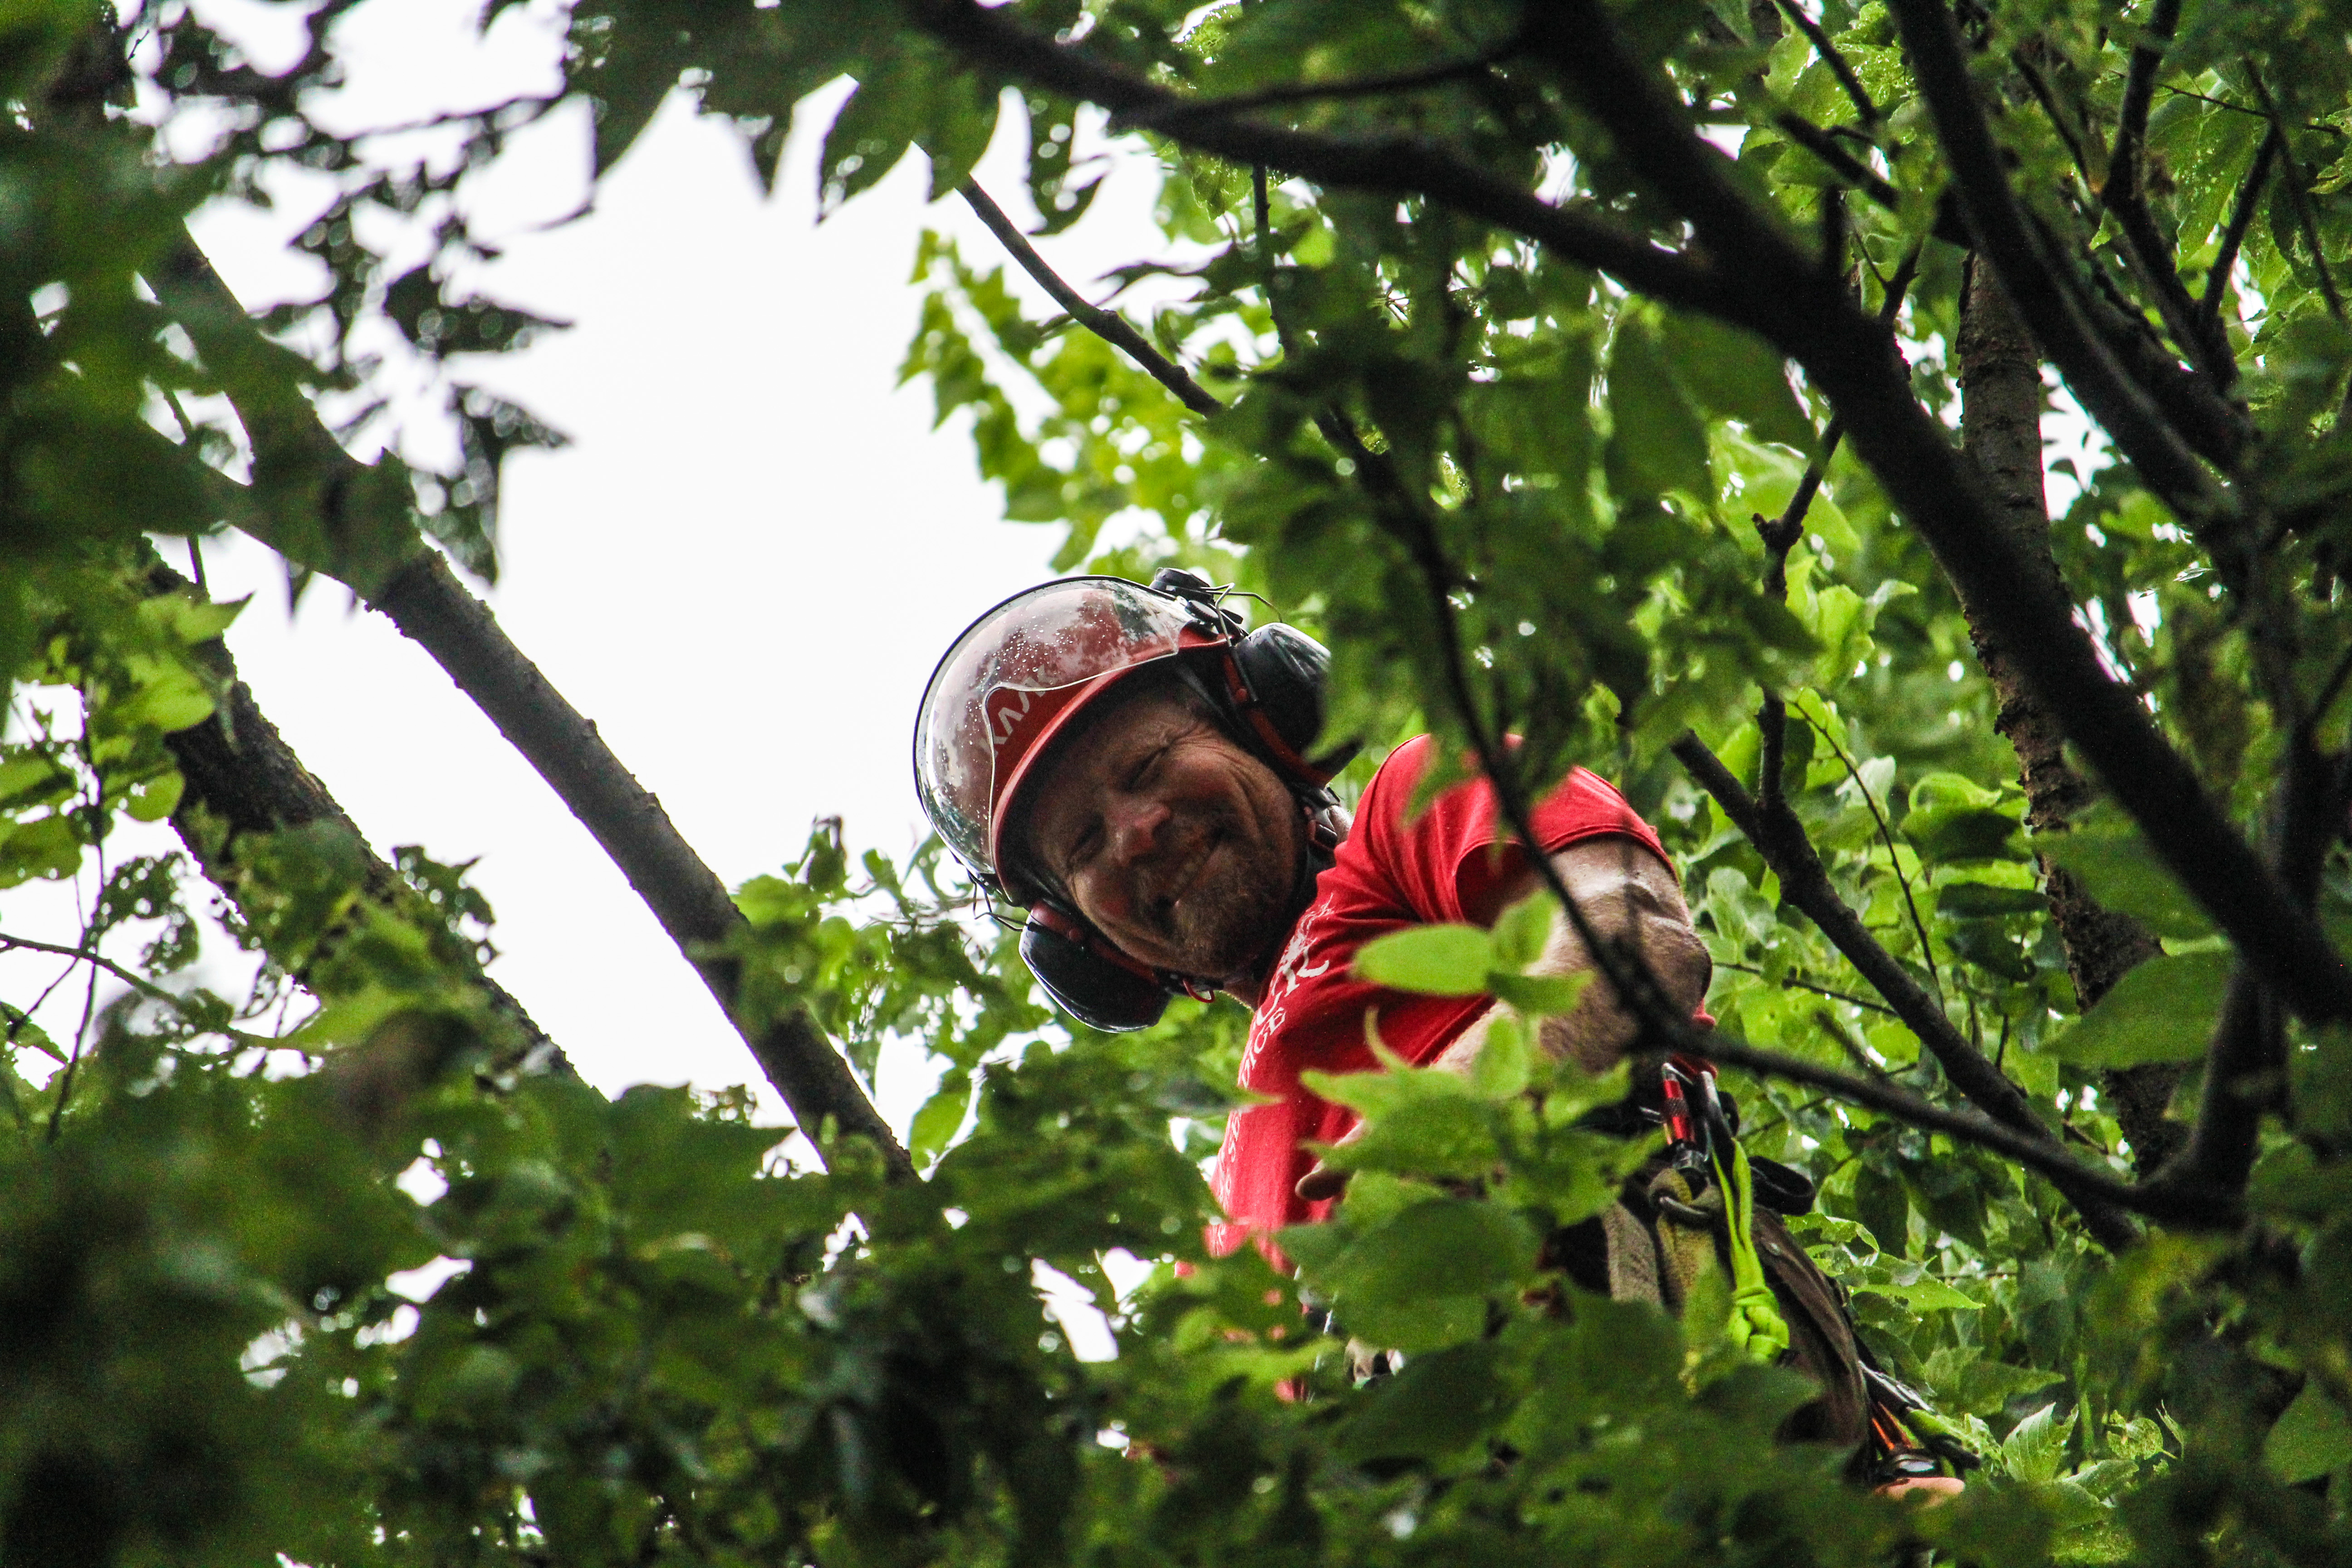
[1018,684,1303,985]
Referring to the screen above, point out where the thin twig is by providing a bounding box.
[1666,731,2152,1245]
[1112,47,1513,133]
[2199,128,2281,344]
[1773,0,1880,124]
[1692,1034,2227,1225]
[1813,1006,1893,1082]
[958,179,1226,417]
[2249,68,2344,323]
[1774,114,1900,210]
[46,807,106,1143]
[2009,50,2097,183]
[0,932,189,1009]
[1794,696,1946,1004]
[1717,959,1899,1015]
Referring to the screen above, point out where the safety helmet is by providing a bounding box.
[913,569,1353,1030]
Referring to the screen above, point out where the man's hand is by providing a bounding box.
[1295,837,1709,1204]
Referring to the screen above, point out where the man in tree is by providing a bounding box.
[916,569,1964,1494]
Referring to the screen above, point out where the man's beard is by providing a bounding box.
[1156,807,1300,981]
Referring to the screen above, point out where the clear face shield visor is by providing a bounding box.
[912,577,1215,888]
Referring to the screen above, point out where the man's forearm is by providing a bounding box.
[1438,841,1711,1077]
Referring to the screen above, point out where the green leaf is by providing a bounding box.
[2000,1402,2075,1485]
[821,69,917,216]
[2048,951,2232,1066]
[1489,888,1555,970]
[1659,310,1817,453]
[1850,1267,1981,1313]
[2267,1381,2352,1483]
[1338,1342,1509,1460]
[1488,970,1592,1016]
[2037,824,2214,940]
[1605,317,1711,498]
[1465,1011,1531,1099]
[1354,923,1495,995]
[1316,1198,1539,1308]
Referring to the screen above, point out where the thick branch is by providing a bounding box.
[1884,0,2232,524]
[156,241,911,1179]
[151,568,568,1073]
[370,554,914,1179]
[959,180,1224,416]
[910,0,1741,320]
[1692,1036,2234,1228]
[1952,264,2175,1169]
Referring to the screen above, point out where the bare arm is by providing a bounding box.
[1435,835,1712,1078]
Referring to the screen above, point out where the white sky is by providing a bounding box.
[2,0,1181,1141]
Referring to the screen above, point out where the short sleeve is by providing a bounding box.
[1361,737,1671,926]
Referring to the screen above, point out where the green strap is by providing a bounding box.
[1710,1135,1791,1365]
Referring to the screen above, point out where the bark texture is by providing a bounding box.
[1955,262,2179,1172]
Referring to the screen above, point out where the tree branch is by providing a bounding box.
[2199,128,2282,351]
[0,931,209,1020]
[958,180,1224,417]
[370,552,914,1178]
[154,241,912,1180]
[909,0,1742,321]
[1109,47,1513,133]
[1771,0,1879,125]
[148,564,568,1072]
[1884,0,2233,526]
[1692,1035,2232,1228]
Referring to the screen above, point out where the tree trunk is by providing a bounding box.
[1955,260,2179,1173]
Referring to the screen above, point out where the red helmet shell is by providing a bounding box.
[914,577,1224,889]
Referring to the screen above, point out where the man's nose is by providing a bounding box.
[1103,791,1171,866]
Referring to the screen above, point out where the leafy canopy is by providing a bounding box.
[7,0,2352,1563]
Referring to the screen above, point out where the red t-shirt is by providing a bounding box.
[1207,735,1671,1258]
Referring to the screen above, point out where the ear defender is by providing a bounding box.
[1019,902,1173,1033]
[1231,622,1361,783]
